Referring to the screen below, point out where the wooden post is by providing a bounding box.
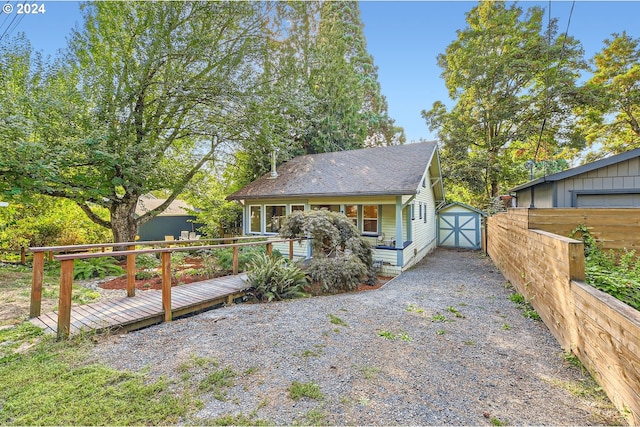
[289,240,294,261]
[568,241,585,281]
[48,251,53,262]
[57,259,74,339]
[266,242,273,256]
[20,247,26,265]
[126,245,136,297]
[232,246,239,275]
[161,251,172,322]
[29,251,45,318]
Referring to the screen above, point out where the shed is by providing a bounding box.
[437,202,486,250]
[511,147,640,208]
[136,197,200,241]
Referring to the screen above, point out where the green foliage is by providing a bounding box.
[0,337,189,425]
[0,196,111,250]
[508,293,541,321]
[245,253,309,302]
[328,314,348,327]
[203,246,275,277]
[73,257,125,280]
[571,225,640,311]
[576,32,640,158]
[280,210,374,291]
[288,381,323,401]
[135,253,160,270]
[422,1,586,204]
[307,256,368,293]
[198,367,236,401]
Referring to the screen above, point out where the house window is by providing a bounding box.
[424,203,427,223]
[419,202,422,219]
[291,204,305,212]
[411,203,415,221]
[266,205,286,233]
[345,205,358,227]
[249,206,261,234]
[363,205,378,234]
[311,204,340,212]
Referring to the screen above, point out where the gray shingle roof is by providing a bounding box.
[227,141,439,200]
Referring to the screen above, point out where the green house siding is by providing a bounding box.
[239,189,438,273]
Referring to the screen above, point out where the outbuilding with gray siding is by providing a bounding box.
[511,148,640,208]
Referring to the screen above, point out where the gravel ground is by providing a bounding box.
[90,248,623,426]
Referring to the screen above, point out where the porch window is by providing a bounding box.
[291,204,305,212]
[266,205,286,233]
[363,205,379,234]
[345,205,358,227]
[249,206,261,234]
[311,204,340,212]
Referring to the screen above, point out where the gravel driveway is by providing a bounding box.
[91,248,622,425]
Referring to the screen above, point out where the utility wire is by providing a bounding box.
[0,2,28,43]
[533,0,576,165]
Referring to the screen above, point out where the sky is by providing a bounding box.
[3,1,640,143]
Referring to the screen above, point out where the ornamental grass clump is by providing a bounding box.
[245,253,309,302]
[279,210,375,292]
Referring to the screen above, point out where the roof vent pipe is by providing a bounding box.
[268,148,279,179]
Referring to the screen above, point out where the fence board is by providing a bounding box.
[487,209,640,425]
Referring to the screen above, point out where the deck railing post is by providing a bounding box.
[20,247,26,265]
[289,240,294,261]
[29,251,45,317]
[58,259,74,339]
[161,251,172,322]
[232,246,239,275]
[266,242,273,256]
[126,245,136,297]
[48,251,54,262]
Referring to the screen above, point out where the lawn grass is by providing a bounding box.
[0,326,191,425]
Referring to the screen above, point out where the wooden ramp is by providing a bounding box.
[30,274,249,336]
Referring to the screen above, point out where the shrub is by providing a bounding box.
[135,254,160,270]
[202,246,280,276]
[571,225,640,311]
[73,257,125,280]
[279,210,374,290]
[246,253,308,302]
[307,255,367,293]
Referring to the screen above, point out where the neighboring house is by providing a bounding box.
[511,147,640,208]
[136,196,200,241]
[227,142,446,274]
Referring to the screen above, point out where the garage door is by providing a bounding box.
[437,212,481,249]
[576,193,640,207]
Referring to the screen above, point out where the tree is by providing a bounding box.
[577,32,640,159]
[422,1,585,206]
[0,2,269,243]
[304,1,401,154]
[279,210,374,292]
[230,1,403,185]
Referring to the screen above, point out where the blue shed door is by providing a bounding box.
[437,212,481,249]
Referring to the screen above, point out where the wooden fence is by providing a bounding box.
[528,208,640,251]
[487,208,640,425]
[30,237,303,339]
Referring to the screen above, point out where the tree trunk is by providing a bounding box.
[110,197,139,248]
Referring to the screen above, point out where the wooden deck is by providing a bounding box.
[30,274,249,336]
